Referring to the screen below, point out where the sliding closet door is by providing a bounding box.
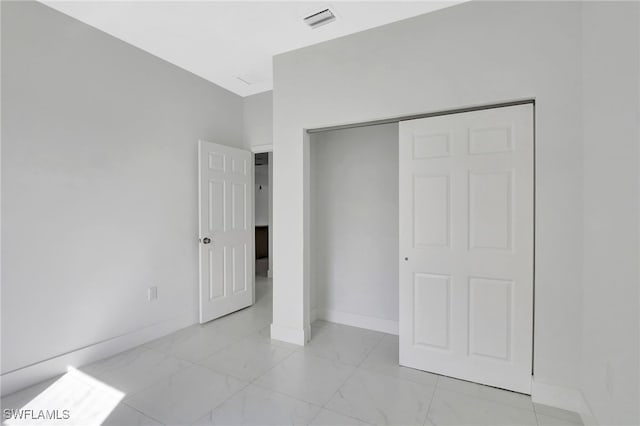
[398,104,534,393]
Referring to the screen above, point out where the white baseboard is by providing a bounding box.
[1,314,194,397]
[531,378,598,425]
[531,378,583,413]
[270,323,308,345]
[314,308,399,335]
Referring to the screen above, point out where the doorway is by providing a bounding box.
[309,123,399,333]
[254,152,271,278]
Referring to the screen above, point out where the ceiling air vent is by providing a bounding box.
[304,8,336,29]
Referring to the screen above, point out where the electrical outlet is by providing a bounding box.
[148,286,158,302]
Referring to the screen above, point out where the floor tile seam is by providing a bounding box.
[197,379,253,422]
[422,375,440,426]
[321,371,405,426]
[443,390,535,415]
[142,342,164,352]
[243,347,350,408]
[143,344,184,359]
[245,380,325,415]
[353,363,439,390]
[354,334,386,369]
[318,360,361,413]
[193,359,252,383]
[84,345,185,382]
[202,328,250,346]
[229,324,273,342]
[305,406,324,426]
[532,406,582,424]
[323,367,439,425]
[158,336,241,365]
[243,333,300,352]
[319,406,377,426]
[121,401,168,426]
[142,324,199,350]
[247,380,320,407]
[532,405,542,426]
[121,359,205,402]
[189,335,287,372]
[247,348,300,386]
[293,347,360,369]
[195,341,297,382]
[434,383,535,413]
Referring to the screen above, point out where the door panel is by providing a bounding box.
[199,140,254,323]
[468,170,513,250]
[413,273,451,349]
[399,104,533,394]
[468,277,512,360]
[414,175,450,248]
[208,247,225,300]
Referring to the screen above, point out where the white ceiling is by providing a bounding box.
[42,1,462,97]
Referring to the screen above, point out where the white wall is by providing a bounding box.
[273,0,584,394]
[311,124,399,333]
[243,91,273,149]
[580,3,640,425]
[1,1,243,393]
[255,164,269,226]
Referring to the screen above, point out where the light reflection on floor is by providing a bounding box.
[4,367,124,425]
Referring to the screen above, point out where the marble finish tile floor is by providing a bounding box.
[1,277,583,426]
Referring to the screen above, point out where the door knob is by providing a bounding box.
[202,237,211,244]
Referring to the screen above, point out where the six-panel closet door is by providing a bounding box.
[398,104,534,394]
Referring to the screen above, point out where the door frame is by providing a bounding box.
[304,100,536,377]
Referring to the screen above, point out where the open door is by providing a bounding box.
[398,104,534,393]
[198,140,254,324]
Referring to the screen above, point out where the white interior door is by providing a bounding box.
[399,104,534,393]
[198,140,254,324]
